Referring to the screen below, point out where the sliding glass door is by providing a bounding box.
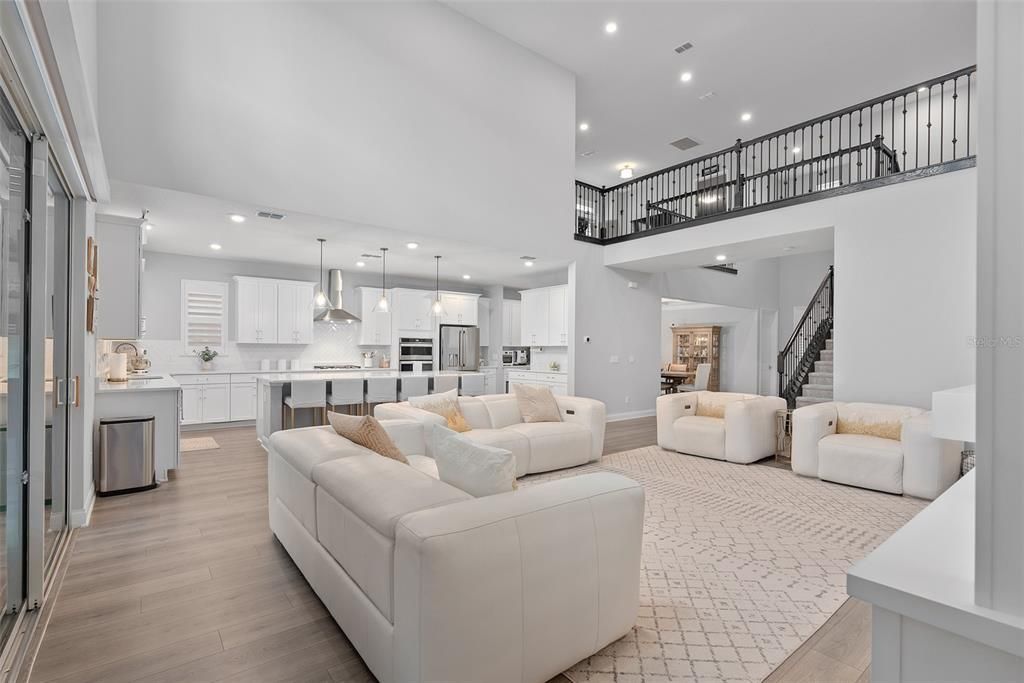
[0,87,29,644]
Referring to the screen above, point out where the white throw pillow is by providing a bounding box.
[430,425,517,497]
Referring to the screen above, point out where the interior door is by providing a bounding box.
[0,93,29,642]
[759,309,780,396]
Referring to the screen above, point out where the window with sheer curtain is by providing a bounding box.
[181,280,228,353]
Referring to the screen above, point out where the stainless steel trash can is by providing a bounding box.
[97,416,157,496]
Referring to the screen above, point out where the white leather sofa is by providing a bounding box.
[792,401,961,499]
[267,419,644,683]
[374,393,605,476]
[656,391,786,464]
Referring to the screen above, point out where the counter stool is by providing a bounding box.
[399,376,430,401]
[460,374,485,396]
[283,380,327,428]
[432,375,459,395]
[328,377,365,416]
[365,376,398,414]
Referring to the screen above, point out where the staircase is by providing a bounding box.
[778,266,834,409]
[795,337,833,407]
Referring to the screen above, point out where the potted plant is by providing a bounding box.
[194,346,218,371]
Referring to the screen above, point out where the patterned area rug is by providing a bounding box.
[523,446,927,683]
[180,436,220,452]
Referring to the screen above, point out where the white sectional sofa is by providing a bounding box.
[375,393,606,476]
[656,391,786,464]
[266,418,644,683]
[792,401,962,499]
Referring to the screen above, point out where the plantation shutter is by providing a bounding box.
[181,280,228,352]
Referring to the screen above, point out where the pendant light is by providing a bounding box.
[431,255,445,317]
[313,238,329,307]
[374,247,390,312]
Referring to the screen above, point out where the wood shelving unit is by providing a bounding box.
[671,325,721,392]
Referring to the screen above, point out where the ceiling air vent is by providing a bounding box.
[579,150,597,158]
[671,137,701,152]
[359,253,382,259]
[257,210,286,220]
[674,42,694,54]
[698,91,717,102]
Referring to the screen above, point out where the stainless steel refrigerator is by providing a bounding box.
[438,324,480,371]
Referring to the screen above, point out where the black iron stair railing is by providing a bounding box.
[778,266,834,409]
[575,65,975,244]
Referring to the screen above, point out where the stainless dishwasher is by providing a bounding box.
[96,416,157,496]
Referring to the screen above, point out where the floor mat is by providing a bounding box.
[180,436,220,452]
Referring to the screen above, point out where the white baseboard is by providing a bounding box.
[70,485,95,528]
[606,409,656,422]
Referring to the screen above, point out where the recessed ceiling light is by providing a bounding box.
[619,164,634,179]
[783,246,796,252]
[680,72,693,83]
[917,86,928,93]
[740,112,752,122]
[228,213,246,223]
[406,242,419,249]
[524,261,534,267]
[715,254,727,261]
[604,21,618,34]
[521,256,536,267]
[462,274,471,280]
[356,261,366,267]
[579,122,589,131]
[209,243,222,251]
[792,146,801,154]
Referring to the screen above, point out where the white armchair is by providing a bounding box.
[656,391,786,464]
[792,401,962,499]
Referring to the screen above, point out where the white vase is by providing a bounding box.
[201,359,214,371]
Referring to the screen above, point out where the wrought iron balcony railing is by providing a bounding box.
[575,66,976,244]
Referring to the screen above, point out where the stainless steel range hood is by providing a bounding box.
[314,269,361,323]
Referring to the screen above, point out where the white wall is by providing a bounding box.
[777,250,834,347]
[661,303,760,394]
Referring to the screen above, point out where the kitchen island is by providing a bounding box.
[255,370,484,445]
[95,376,182,482]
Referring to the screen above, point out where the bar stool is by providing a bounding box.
[400,376,430,401]
[283,380,327,428]
[432,375,459,395]
[327,377,365,416]
[365,376,398,414]
[460,374,486,397]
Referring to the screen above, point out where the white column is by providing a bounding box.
[975,0,1024,615]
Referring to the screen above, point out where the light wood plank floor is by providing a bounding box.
[30,418,870,682]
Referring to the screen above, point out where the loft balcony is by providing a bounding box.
[575,66,976,245]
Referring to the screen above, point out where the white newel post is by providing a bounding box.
[975,0,1024,616]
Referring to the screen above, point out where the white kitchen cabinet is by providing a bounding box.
[520,285,568,347]
[357,287,392,346]
[478,298,490,346]
[277,281,314,344]
[482,368,496,394]
[440,293,478,326]
[180,386,203,425]
[548,285,568,346]
[96,214,144,339]
[506,370,568,395]
[176,375,231,424]
[502,300,521,347]
[395,289,435,333]
[234,277,315,344]
[520,289,549,346]
[230,383,257,421]
[202,384,231,422]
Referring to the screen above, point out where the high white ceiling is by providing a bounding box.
[449,0,977,186]
[104,181,567,288]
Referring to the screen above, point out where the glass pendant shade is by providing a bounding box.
[372,246,389,312]
[375,293,390,313]
[431,298,444,316]
[430,255,445,317]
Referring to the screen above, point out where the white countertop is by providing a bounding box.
[505,368,567,376]
[847,470,1024,658]
[256,370,483,385]
[96,376,182,394]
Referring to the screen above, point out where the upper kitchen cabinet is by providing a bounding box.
[234,276,314,344]
[440,292,479,326]
[277,281,315,344]
[95,214,144,339]
[478,298,490,346]
[520,285,569,347]
[502,300,521,347]
[357,286,391,346]
[394,289,434,333]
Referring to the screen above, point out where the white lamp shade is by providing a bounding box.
[931,384,975,442]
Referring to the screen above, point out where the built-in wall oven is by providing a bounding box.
[399,337,434,374]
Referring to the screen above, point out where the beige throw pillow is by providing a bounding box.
[409,389,471,432]
[511,383,562,423]
[327,413,409,464]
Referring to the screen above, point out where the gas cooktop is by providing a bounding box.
[313,363,362,370]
